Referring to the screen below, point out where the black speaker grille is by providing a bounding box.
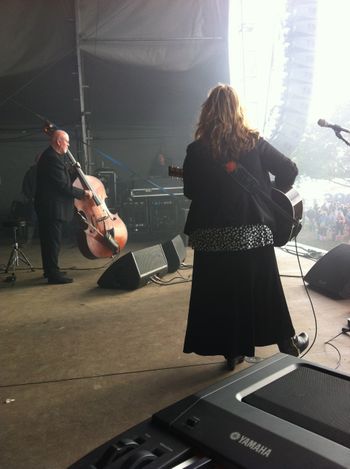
[304,244,350,298]
[133,245,168,279]
[243,366,350,448]
[162,235,186,273]
[97,245,168,290]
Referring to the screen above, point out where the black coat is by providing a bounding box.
[182,137,298,357]
[34,146,85,221]
[183,137,298,235]
[22,164,37,201]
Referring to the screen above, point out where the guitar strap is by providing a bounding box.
[229,163,301,229]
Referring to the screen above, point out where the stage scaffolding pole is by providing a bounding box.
[74,0,92,174]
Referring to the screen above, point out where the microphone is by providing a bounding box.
[317,119,350,134]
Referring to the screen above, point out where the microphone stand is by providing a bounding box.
[330,131,350,188]
[335,131,350,147]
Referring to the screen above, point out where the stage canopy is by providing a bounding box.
[0,0,230,216]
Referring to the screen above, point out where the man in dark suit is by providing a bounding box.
[35,130,92,284]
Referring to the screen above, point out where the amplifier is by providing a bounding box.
[121,198,187,235]
[131,187,184,198]
[68,354,350,468]
[149,199,178,231]
[121,200,149,233]
[95,170,118,209]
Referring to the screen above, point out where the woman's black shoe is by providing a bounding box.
[225,355,244,371]
[278,332,309,356]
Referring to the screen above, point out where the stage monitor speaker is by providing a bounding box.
[304,243,350,299]
[97,244,168,290]
[161,235,186,273]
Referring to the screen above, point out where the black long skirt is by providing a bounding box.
[183,246,295,358]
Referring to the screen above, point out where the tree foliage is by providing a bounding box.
[292,102,350,179]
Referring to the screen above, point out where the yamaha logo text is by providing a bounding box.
[230,432,272,458]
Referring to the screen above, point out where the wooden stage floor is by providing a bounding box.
[1,237,350,468]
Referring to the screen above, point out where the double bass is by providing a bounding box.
[44,122,128,259]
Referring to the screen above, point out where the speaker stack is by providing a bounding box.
[304,243,350,299]
[97,235,186,290]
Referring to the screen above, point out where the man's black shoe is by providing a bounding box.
[43,271,67,278]
[278,332,309,356]
[47,275,73,284]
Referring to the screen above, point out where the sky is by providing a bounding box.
[309,0,350,123]
[229,0,350,128]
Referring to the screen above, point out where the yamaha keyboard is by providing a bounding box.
[68,354,350,468]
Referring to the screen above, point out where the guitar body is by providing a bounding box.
[271,187,303,247]
[168,165,303,247]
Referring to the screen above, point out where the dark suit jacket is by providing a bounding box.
[34,146,85,221]
[183,137,298,235]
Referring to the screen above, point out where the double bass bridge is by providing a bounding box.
[96,215,109,223]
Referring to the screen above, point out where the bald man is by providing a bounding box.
[35,130,92,284]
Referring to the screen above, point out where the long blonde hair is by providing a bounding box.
[195,84,259,162]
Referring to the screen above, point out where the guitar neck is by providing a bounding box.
[168,165,183,178]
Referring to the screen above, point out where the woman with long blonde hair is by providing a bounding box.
[182,84,308,369]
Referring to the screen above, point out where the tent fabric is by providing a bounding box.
[80,0,225,41]
[0,0,229,129]
[0,0,75,77]
[79,0,227,71]
[82,38,224,71]
[0,0,228,76]
[0,1,230,217]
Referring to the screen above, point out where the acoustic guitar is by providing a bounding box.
[168,165,303,247]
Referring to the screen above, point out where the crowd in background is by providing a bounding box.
[304,193,350,242]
